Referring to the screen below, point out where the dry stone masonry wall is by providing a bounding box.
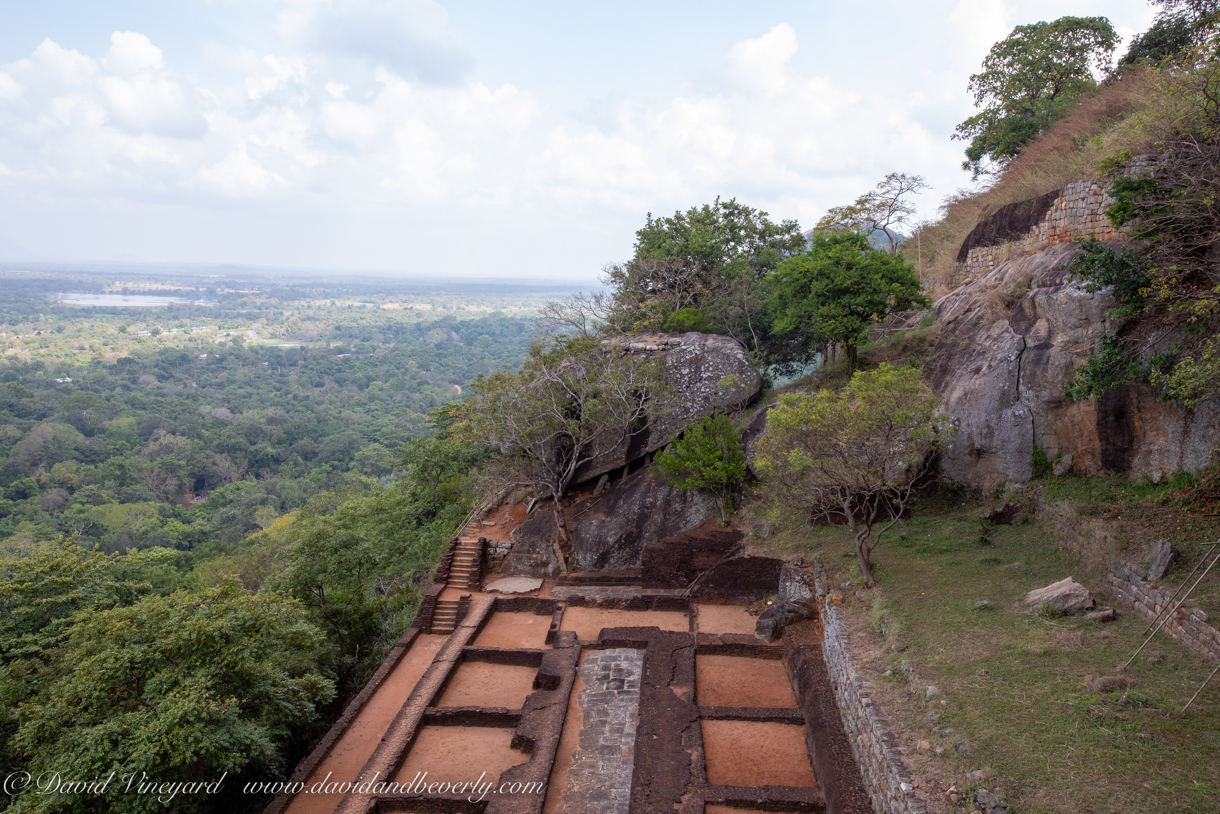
[1107,561,1220,660]
[956,179,1131,281]
[814,566,927,814]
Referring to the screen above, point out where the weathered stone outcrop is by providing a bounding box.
[928,242,1220,490]
[569,468,719,571]
[502,510,564,578]
[574,332,762,484]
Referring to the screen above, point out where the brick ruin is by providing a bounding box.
[263,506,883,814]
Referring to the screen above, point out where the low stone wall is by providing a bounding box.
[813,565,927,814]
[1106,560,1220,660]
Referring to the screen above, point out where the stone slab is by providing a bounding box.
[485,577,545,594]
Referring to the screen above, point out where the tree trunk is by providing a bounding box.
[855,532,876,587]
[551,492,570,575]
[846,343,858,371]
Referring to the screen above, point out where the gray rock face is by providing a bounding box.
[575,332,762,484]
[501,511,563,578]
[1021,577,1094,614]
[1147,538,1178,581]
[754,564,817,641]
[569,468,718,572]
[928,242,1220,490]
[741,403,776,478]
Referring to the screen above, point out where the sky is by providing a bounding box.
[0,0,1159,280]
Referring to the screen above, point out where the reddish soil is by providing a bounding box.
[695,603,762,636]
[559,607,689,641]
[392,725,529,787]
[541,650,588,814]
[700,720,817,788]
[284,633,448,814]
[477,501,530,544]
[695,655,797,709]
[435,662,539,710]
[472,611,550,649]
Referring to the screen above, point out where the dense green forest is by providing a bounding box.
[0,269,561,812]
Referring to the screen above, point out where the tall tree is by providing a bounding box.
[610,198,807,356]
[769,232,930,371]
[753,365,947,587]
[955,16,1119,178]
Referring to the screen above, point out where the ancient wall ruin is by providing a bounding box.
[1107,560,1220,660]
[955,179,1130,281]
[812,566,927,814]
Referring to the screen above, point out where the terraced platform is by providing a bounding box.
[265,518,871,814]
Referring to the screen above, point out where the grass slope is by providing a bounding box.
[761,490,1220,814]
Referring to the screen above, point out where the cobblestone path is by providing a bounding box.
[562,648,643,814]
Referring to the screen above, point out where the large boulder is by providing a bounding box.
[501,511,564,578]
[569,468,719,572]
[928,242,1220,491]
[1020,577,1094,615]
[574,332,762,484]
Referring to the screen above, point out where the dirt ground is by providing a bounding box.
[558,607,689,640]
[436,661,540,710]
[695,655,797,708]
[541,650,588,814]
[393,725,529,786]
[700,719,818,787]
[695,602,763,636]
[284,633,448,814]
[472,611,550,649]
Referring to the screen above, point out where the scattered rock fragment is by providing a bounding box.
[917,740,931,755]
[925,685,940,702]
[973,599,991,609]
[1083,607,1116,622]
[975,787,1010,813]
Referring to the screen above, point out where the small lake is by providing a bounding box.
[58,293,215,307]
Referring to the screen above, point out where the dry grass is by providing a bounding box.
[910,69,1158,296]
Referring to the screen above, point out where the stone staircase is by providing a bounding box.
[428,533,485,634]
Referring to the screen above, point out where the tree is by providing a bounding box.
[455,335,669,560]
[652,414,747,523]
[955,16,1119,178]
[1116,12,1193,70]
[752,365,948,587]
[814,173,930,253]
[10,582,333,814]
[608,199,807,356]
[769,232,930,371]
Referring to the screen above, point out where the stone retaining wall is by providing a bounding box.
[1106,560,1220,660]
[955,179,1129,281]
[813,565,927,814]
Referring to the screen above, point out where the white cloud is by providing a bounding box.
[247,55,307,101]
[103,31,165,75]
[947,0,1014,74]
[727,23,798,96]
[0,72,22,100]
